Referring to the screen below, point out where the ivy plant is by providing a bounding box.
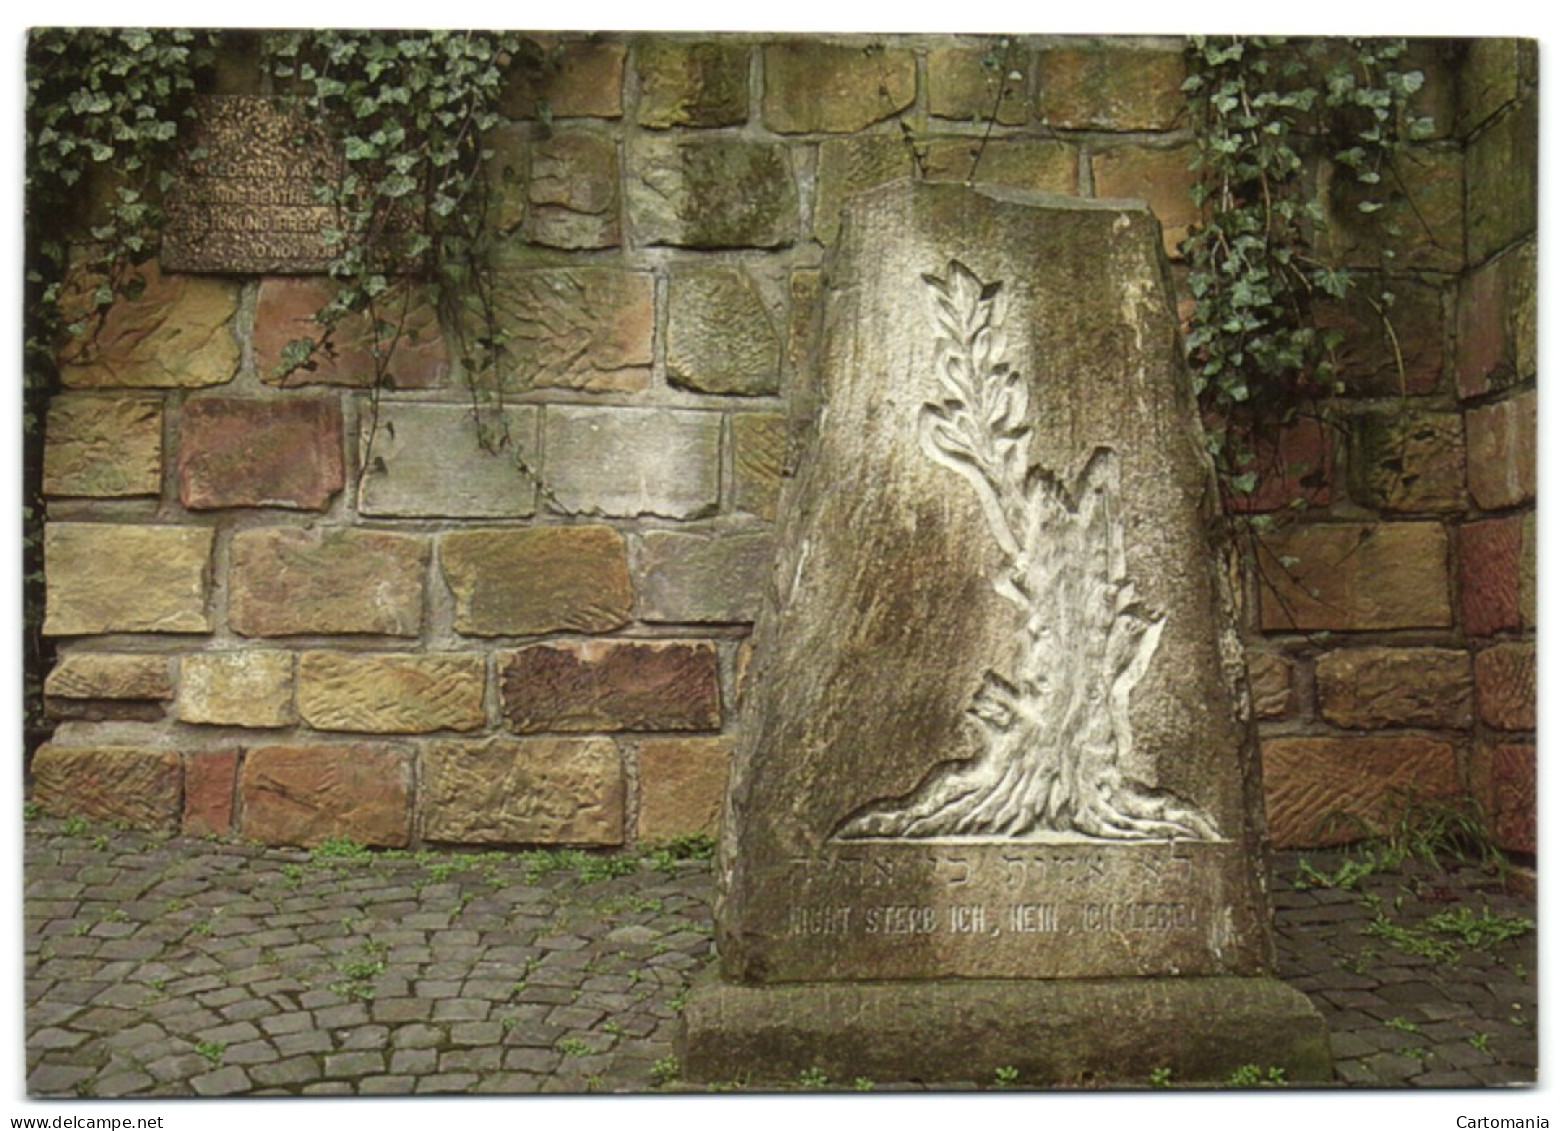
[1180,36,1435,519]
[23,28,220,740]
[262,30,543,457]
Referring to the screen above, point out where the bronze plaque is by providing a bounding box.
[162,96,342,274]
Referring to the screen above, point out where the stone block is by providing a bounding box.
[1470,742,1535,855]
[812,136,917,245]
[57,263,239,389]
[499,640,721,733]
[1262,736,1458,847]
[44,524,213,636]
[1316,276,1447,398]
[1466,99,1538,264]
[297,652,486,734]
[1090,145,1197,257]
[420,737,624,846]
[1465,390,1536,510]
[31,744,183,832]
[924,138,1078,197]
[785,269,822,378]
[927,45,1029,124]
[44,653,173,706]
[635,40,749,128]
[253,277,445,389]
[1346,409,1466,513]
[440,525,631,637]
[228,527,426,637]
[501,39,625,119]
[1455,239,1536,399]
[178,651,296,728]
[1519,511,1536,629]
[492,268,653,393]
[733,412,787,522]
[627,139,798,248]
[637,531,774,623]
[1036,45,1185,130]
[1400,39,1461,142]
[1322,146,1464,273]
[357,404,539,519]
[636,736,733,842]
[177,396,343,511]
[1458,515,1524,636]
[484,124,528,236]
[43,394,163,497]
[542,406,721,519]
[666,268,780,395]
[1458,39,1536,135]
[1223,418,1333,514]
[1257,522,1451,632]
[1474,642,1535,731]
[1246,651,1293,721]
[1313,647,1472,730]
[239,744,412,847]
[527,131,620,249]
[183,750,239,837]
[761,41,913,133]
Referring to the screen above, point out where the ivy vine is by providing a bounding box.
[262,30,544,460]
[1180,35,1435,518]
[24,28,221,740]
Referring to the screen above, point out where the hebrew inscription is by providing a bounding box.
[834,260,1220,844]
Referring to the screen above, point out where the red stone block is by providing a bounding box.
[1455,240,1536,400]
[1223,417,1333,513]
[239,744,412,847]
[1459,515,1525,636]
[1472,742,1535,855]
[183,750,239,837]
[1262,735,1458,848]
[500,640,721,733]
[252,277,446,389]
[178,396,344,510]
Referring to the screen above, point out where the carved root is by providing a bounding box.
[835,754,1218,842]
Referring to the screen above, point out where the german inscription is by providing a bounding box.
[162,96,342,274]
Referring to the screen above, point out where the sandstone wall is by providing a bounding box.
[34,34,1537,853]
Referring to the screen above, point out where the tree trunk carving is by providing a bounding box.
[833,260,1220,842]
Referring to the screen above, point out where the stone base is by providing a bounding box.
[679,974,1332,1087]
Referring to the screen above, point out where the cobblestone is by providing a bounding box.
[22,822,1535,1093]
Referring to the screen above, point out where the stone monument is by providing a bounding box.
[679,180,1331,1085]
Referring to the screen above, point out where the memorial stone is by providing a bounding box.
[162,96,342,274]
[681,179,1330,1085]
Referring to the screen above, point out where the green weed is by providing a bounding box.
[1227,1064,1286,1087]
[993,1065,1020,1089]
[798,1066,829,1089]
[1149,1066,1173,1088]
[650,1055,680,1087]
[195,1040,226,1065]
[313,836,373,863]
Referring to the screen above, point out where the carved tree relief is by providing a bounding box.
[833,260,1220,843]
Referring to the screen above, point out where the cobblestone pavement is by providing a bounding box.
[22,821,1537,1095]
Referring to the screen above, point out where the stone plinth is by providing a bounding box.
[681,976,1332,1087]
[682,179,1328,1085]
